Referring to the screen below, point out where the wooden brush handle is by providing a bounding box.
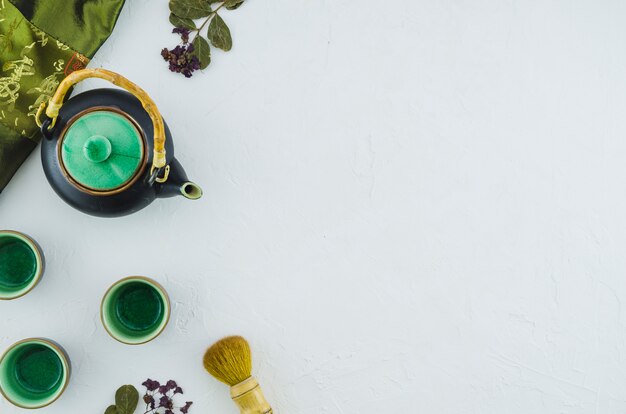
[230,377,273,414]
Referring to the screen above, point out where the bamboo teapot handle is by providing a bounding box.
[36,68,167,175]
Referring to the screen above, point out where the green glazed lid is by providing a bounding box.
[61,110,144,191]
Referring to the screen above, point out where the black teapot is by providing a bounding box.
[36,69,202,217]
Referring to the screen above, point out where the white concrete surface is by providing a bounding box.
[2,0,626,412]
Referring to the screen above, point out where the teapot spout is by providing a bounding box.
[179,181,203,200]
[156,158,203,200]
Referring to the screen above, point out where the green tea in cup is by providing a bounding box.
[101,276,171,345]
[0,338,70,409]
[0,231,44,300]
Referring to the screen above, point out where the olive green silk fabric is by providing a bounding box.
[0,0,125,191]
[0,1,88,140]
[8,0,126,57]
[0,122,35,189]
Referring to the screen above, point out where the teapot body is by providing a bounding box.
[41,88,199,217]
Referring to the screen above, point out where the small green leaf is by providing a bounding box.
[169,13,197,30]
[104,405,119,414]
[169,0,212,19]
[115,385,138,414]
[208,14,232,51]
[193,36,211,69]
[224,0,244,9]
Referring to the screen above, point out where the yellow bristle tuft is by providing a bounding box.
[203,336,253,386]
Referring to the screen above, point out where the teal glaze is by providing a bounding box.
[15,346,62,393]
[0,241,35,287]
[101,277,170,345]
[0,339,70,409]
[83,135,113,163]
[0,231,43,300]
[61,110,144,191]
[115,282,164,332]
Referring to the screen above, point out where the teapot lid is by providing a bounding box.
[60,110,145,192]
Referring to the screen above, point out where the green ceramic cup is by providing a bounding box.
[0,231,44,300]
[101,276,171,345]
[0,338,70,409]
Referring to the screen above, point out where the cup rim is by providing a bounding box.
[100,276,171,345]
[0,338,70,409]
[0,230,44,301]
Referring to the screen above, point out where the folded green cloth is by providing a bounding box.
[0,0,126,191]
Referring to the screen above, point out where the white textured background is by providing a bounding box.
[2,0,626,412]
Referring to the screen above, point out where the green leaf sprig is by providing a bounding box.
[105,385,139,414]
[164,0,244,76]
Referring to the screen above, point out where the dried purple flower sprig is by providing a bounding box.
[142,379,193,414]
[161,31,201,78]
[164,0,244,77]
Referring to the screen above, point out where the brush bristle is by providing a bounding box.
[203,336,253,386]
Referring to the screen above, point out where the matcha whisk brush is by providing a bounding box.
[203,336,273,414]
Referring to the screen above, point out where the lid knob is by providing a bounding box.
[83,135,112,163]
